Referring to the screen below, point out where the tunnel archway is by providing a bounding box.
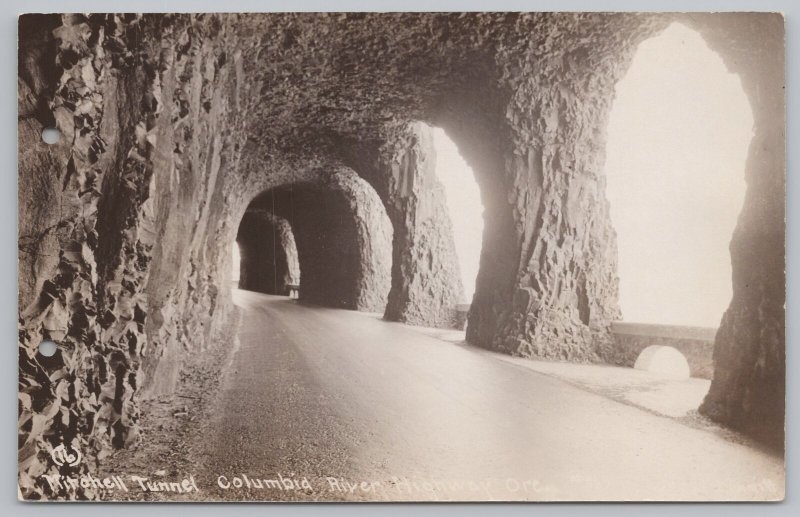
[231,241,240,285]
[430,125,484,308]
[604,15,784,447]
[337,119,515,332]
[235,211,299,296]
[236,167,393,312]
[605,22,752,329]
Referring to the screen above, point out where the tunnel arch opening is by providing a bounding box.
[231,241,241,287]
[425,124,485,329]
[233,168,393,312]
[430,125,484,307]
[340,119,506,332]
[235,208,300,296]
[605,22,753,331]
[604,23,754,389]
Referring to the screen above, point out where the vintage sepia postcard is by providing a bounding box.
[17,12,785,502]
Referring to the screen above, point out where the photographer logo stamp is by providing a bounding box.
[50,444,82,468]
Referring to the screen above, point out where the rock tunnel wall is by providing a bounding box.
[682,13,786,449]
[18,14,247,497]
[341,123,465,328]
[236,211,299,295]
[17,13,785,494]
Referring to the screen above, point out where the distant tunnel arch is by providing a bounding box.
[236,211,299,296]
[236,167,393,312]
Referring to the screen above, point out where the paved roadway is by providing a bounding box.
[192,289,784,501]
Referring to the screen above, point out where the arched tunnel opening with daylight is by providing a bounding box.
[431,125,484,316]
[17,13,785,501]
[235,208,300,297]
[604,23,754,383]
[607,23,752,329]
[233,122,485,330]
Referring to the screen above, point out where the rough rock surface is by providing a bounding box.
[684,14,786,449]
[17,12,785,497]
[18,14,247,498]
[341,122,465,327]
[236,211,299,295]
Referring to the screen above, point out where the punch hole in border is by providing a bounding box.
[41,127,61,145]
[38,340,58,357]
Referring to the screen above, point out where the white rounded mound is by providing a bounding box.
[634,345,691,378]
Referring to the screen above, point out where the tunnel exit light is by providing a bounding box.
[605,23,753,328]
[432,127,484,305]
[231,241,241,284]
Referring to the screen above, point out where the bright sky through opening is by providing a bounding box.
[605,23,753,328]
[231,242,241,283]
[432,127,484,304]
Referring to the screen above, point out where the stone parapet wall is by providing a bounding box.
[607,322,716,380]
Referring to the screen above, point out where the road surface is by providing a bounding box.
[191,290,784,501]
